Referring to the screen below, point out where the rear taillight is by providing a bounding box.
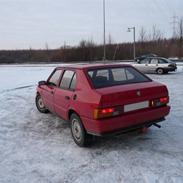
[151,97,169,107]
[94,106,122,119]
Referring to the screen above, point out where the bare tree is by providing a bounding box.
[139,27,147,42]
[45,42,49,50]
[108,34,113,45]
[79,40,87,48]
[151,25,164,41]
[178,18,183,57]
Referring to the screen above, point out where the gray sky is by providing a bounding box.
[0,0,182,49]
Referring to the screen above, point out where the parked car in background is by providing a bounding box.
[135,53,158,62]
[168,57,183,62]
[133,57,177,74]
[36,64,170,147]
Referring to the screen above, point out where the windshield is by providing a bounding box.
[87,66,151,89]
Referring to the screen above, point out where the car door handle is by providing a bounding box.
[73,94,77,100]
[65,96,70,100]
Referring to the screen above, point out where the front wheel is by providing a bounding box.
[35,94,49,113]
[70,113,92,147]
[156,68,164,75]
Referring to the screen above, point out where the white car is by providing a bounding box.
[133,57,177,74]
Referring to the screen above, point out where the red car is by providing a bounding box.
[35,64,170,147]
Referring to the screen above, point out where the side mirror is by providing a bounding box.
[38,80,47,86]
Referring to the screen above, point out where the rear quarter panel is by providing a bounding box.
[69,69,101,120]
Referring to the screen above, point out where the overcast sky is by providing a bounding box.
[0,0,183,49]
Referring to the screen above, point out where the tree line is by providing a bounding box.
[0,20,182,64]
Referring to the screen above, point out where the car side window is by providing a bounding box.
[140,59,150,64]
[60,70,75,90]
[150,59,158,64]
[159,59,167,64]
[48,69,62,86]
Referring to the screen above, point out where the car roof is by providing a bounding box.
[143,57,168,59]
[56,63,131,70]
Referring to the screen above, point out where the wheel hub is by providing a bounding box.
[72,119,82,141]
[38,97,44,108]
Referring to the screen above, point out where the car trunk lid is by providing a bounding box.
[96,81,168,110]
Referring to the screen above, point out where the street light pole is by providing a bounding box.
[103,0,106,62]
[128,27,136,60]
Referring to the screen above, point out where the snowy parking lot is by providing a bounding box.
[0,64,183,183]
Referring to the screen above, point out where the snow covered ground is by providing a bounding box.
[0,64,183,183]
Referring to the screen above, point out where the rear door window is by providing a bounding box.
[150,58,158,64]
[60,70,76,90]
[88,66,151,88]
[140,59,150,64]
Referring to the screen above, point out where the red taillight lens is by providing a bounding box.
[94,106,122,119]
[101,108,114,114]
[160,97,169,103]
[151,97,169,107]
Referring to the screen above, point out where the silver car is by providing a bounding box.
[133,57,177,74]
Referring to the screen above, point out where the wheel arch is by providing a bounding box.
[36,91,40,96]
[68,109,80,120]
[67,108,87,129]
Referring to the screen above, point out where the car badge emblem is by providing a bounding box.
[137,91,141,96]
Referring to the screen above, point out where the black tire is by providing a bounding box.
[70,113,92,147]
[35,94,49,113]
[156,68,164,75]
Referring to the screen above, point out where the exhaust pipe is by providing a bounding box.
[153,123,161,128]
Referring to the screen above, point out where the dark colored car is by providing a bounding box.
[36,64,170,147]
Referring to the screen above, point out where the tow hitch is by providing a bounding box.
[153,123,161,128]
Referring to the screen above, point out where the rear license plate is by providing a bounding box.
[124,101,149,112]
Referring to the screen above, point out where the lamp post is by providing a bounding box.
[103,0,106,62]
[128,27,136,60]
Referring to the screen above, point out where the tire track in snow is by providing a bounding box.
[0,85,35,94]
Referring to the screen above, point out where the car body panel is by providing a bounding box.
[36,63,170,136]
[82,106,170,135]
[133,57,177,74]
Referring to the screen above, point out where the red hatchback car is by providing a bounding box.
[36,64,170,147]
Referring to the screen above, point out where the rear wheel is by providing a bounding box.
[35,94,49,113]
[156,68,164,75]
[70,113,92,147]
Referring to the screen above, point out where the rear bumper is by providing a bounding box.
[81,106,170,136]
[90,118,165,136]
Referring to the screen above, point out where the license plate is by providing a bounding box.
[124,101,149,112]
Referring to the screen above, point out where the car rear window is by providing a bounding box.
[87,66,151,88]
